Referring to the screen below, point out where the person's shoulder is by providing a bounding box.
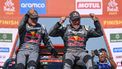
[64,24,70,28]
[36,23,41,26]
[36,23,47,34]
[66,24,70,26]
[36,23,45,28]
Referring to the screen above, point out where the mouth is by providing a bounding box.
[72,22,80,26]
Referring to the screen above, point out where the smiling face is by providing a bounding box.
[28,18,37,26]
[69,11,81,29]
[70,18,80,29]
[99,52,107,63]
[27,9,38,26]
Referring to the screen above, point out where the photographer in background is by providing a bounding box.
[91,48,117,69]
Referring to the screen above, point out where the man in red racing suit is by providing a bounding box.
[16,9,57,69]
[49,11,103,69]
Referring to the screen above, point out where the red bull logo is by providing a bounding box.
[25,31,39,37]
[24,32,41,43]
[30,31,36,36]
[69,36,84,41]
[68,36,85,46]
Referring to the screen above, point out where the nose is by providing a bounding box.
[76,21,79,23]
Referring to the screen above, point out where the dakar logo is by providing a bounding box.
[107,0,119,14]
[3,0,15,14]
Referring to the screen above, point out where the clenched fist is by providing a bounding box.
[59,17,67,24]
[89,13,98,21]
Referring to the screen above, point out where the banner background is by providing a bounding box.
[0,0,122,68]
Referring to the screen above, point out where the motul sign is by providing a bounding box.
[76,0,103,15]
[77,2,101,9]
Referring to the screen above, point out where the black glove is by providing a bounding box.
[51,48,58,57]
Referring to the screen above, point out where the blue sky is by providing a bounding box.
[38,18,107,51]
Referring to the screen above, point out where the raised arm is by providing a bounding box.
[18,14,29,50]
[87,13,103,38]
[18,14,29,34]
[49,17,66,37]
[106,55,117,69]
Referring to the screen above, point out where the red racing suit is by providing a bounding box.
[49,20,103,69]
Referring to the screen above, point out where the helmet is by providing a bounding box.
[69,11,80,21]
[27,9,39,19]
[26,9,39,23]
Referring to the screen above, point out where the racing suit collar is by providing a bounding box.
[27,22,38,27]
[70,24,82,31]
